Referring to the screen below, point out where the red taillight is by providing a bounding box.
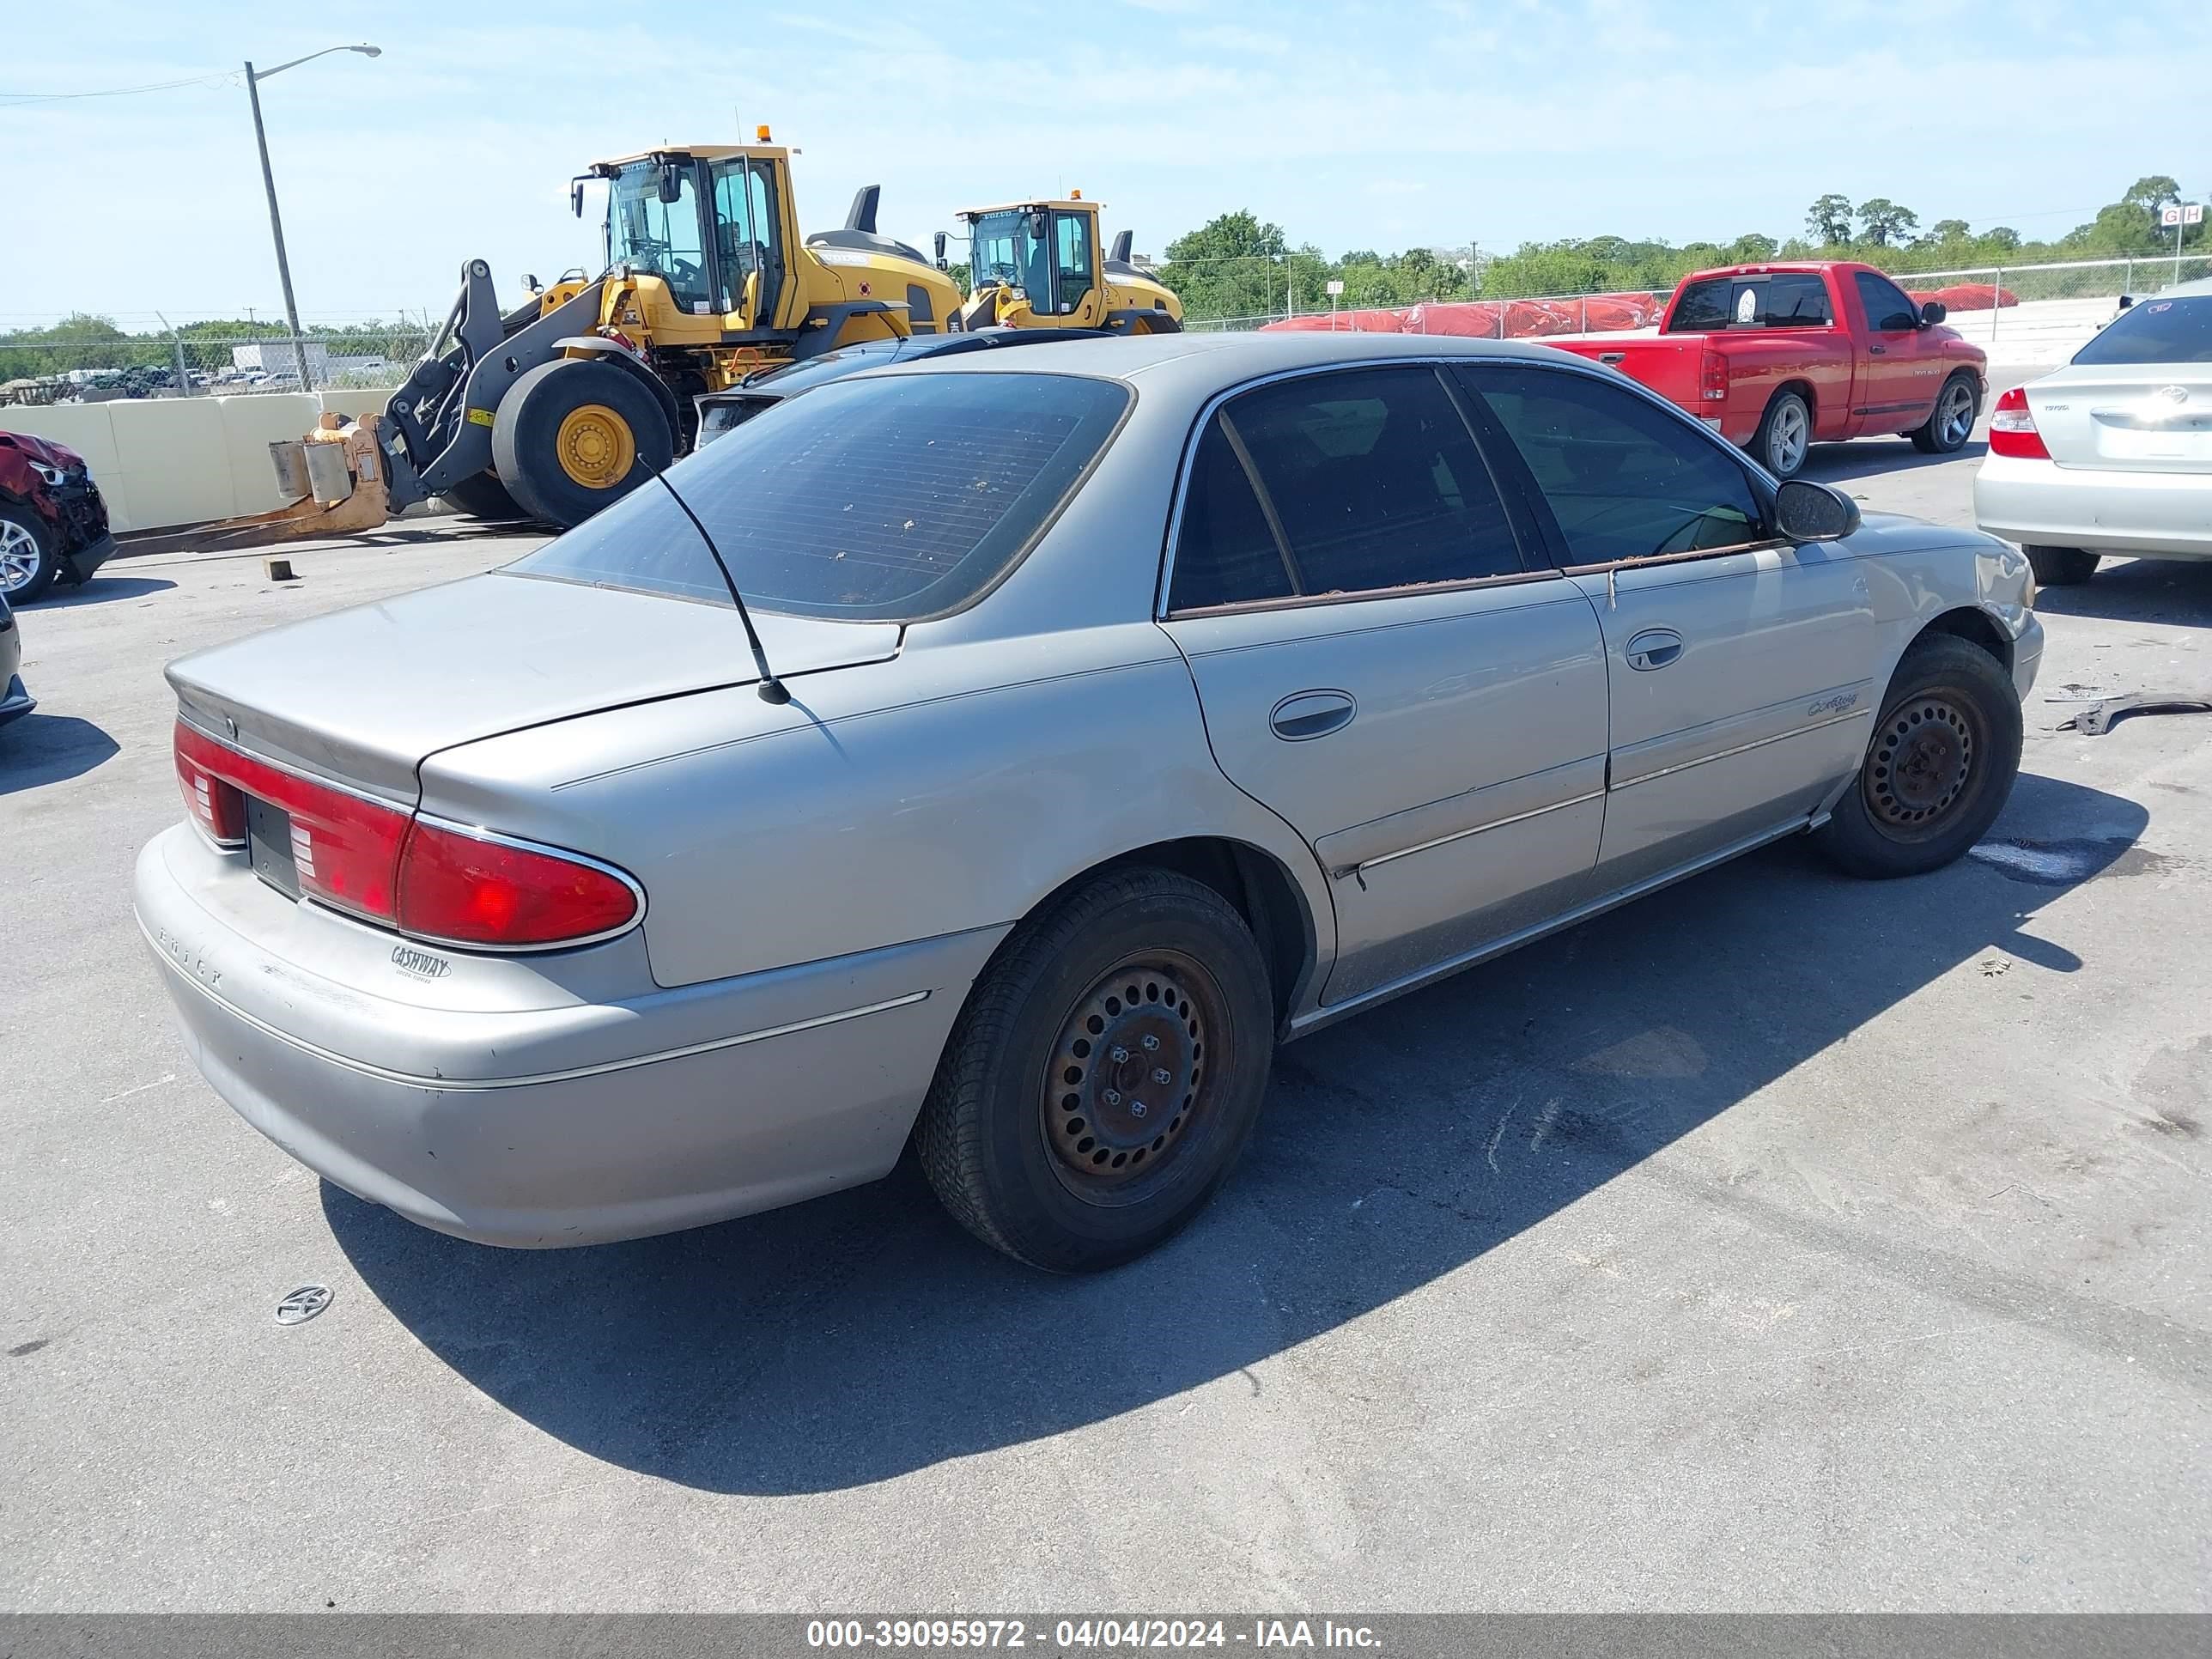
[1988,384,2050,459]
[172,719,640,950]
[174,719,408,920]
[1699,349,1729,403]
[397,819,640,948]
[174,722,246,846]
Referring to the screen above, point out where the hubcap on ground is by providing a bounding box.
[1865,695,1976,835]
[1045,955,1215,1188]
[1939,382,1976,446]
[0,520,40,592]
[1771,403,1808,473]
[554,404,635,489]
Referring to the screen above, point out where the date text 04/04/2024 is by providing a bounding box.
[805,1619,1382,1650]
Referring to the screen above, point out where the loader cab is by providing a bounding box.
[963,201,1103,322]
[593,149,794,336]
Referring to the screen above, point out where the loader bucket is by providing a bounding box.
[157,414,396,555]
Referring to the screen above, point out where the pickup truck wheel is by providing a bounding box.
[1753,391,1812,478]
[2024,545,2099,586]
[0,505,58,604]
[916,867,1274,1273]
[1910,373,1980,454]
[1814,635,2021,879]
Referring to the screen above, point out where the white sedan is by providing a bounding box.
[1975,276,2212,586]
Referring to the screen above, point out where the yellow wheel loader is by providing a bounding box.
[951,197,1182,336]
[238,134,960,540]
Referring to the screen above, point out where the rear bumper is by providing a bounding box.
[0,672,33,727]
[135,824,1003,1247]
[1976,454,2212,560]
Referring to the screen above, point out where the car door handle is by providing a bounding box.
[1270,690,1356,741]
[1624,629,1683,672]
[1869,344,1887,355]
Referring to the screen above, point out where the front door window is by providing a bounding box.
[605,161,710,313]
[711,160,784,325]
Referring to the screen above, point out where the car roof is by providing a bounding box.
[2148,275,2212,298]
[860,329,1578,393]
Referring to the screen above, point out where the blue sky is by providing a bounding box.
[5,0,2208,326]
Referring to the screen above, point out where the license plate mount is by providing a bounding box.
[245,794,302,900]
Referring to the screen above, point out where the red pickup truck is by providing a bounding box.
[1548,261,1987,478]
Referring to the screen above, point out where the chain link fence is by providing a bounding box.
[4,252,2206,402]
[0,325,434,406]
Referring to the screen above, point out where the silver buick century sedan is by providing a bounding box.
[137,333,2042,1271]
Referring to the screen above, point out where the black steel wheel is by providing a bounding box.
[917,867,1274,1272]
[1814,635,2022,878]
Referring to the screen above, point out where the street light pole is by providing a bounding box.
[242,60,309,388]
[242,45,380,392]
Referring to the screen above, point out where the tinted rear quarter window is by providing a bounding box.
[511,372,1129,621]
[1178,365,1522,605]
[2074,295,2212,364]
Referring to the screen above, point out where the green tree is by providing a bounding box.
[2122,175,2182,211]
[1806,193,1854,245]
[1159,210,1288,321]
[1727,233,1778,263]
[1984,226,2021,252]
[1856,198,1919,246]
[1923,218,1972,244]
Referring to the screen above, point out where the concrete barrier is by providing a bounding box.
[0,387,394,534]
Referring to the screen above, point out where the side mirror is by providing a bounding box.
[1919,300,1948,326]
[1029,209,1048,240]
[1773,479,1860,543]
[657,162,684,205]
[569,179,585,218]
[933,230,948,266]
[522,272,541,294]
[2118,294,2135,310]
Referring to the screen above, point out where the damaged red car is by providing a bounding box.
[0,430,116,603]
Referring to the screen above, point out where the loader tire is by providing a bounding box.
[438,471,524,521]
[493,358,674,531]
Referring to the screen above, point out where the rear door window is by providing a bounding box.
[2074,295,2212,364]
[1171,365,1525,606]
[1465,365,1765,565]
[512,372,1129,621]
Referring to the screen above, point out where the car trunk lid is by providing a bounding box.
[2027,364,2212,474]
[167,569,898,799]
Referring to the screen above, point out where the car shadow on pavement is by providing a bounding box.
[0,714,120,793]
[2027,556,2212,628]
[326,769,2146,1496]
[32,575,178,610]
[1801,438,1985,483]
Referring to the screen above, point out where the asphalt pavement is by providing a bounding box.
[2,431,2207,1612]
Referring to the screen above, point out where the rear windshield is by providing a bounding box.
[1668,274,1832,331]
[2073,295,2212,364]
[511,371,1129,621]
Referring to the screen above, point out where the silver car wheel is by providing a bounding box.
[0,520,40,595]
[1937,380,1977,447]
[1769,400,1808,475]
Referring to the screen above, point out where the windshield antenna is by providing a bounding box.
[644,463,790,705]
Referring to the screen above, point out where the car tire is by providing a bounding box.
[0,503,59,605]
[1814,635,2022,880]
[1910,372,1981,454]
[438,471,525,521]
[917,867,1276,1273]
[1752,389,1813,478]
[2024,544,2100,586]
[492,358,675,531]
